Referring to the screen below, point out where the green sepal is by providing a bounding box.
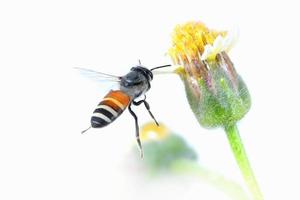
[181,66,251,128]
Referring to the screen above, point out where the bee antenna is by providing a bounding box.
[81,126,92,134]
[138,59,142,65]
[150,65,172,71]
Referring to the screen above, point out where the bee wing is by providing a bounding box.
[74,67,122,94]
[74,67,121,83]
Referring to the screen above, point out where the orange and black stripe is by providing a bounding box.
[91,90,131,128]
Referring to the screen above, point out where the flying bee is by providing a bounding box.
[76,62,171,157]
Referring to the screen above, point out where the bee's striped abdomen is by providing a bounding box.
[91,90,131,128]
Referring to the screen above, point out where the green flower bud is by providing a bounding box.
[169,21,251,128]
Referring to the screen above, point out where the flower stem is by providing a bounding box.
[224,124,264,200]
[171,160,249,200]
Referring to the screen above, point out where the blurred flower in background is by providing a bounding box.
[127,122,249,200]
[140,122,197,172]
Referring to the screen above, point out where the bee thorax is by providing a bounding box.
[120,66,152,99]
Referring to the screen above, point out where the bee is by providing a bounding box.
[76,62,171,157]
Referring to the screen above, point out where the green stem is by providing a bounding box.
[171,160,250,200]
[224,124,264,200]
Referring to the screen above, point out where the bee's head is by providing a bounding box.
[120,66,152,89]
[120,63,171,99]
[120,66,153,98]
[131,66,153,82]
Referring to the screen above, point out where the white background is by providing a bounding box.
[1,0,299,199]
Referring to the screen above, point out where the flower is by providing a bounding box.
[139,122,197,171]
[137,123,250,200]
[140,122,169,142]
[168,21,264,200]
[168,21,251,128]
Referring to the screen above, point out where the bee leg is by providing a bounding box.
[133,96,159,126]
[128,103,143,158]
[142,100,159,126]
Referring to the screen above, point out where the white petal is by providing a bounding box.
[213,35,225,53]
[200,28,239,61]
[201,44,213,60]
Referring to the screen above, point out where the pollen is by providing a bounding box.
[169,21,232,63]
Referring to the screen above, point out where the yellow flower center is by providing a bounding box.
[169,21,231,63]
[140,122,169,142]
